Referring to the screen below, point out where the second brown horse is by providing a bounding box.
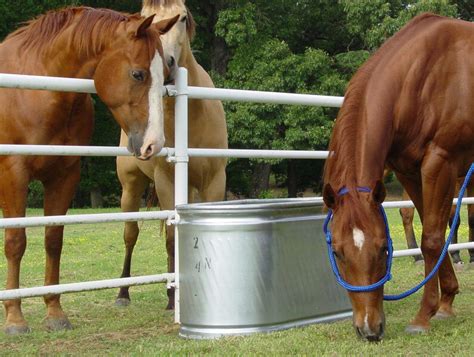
[323,13,474,341]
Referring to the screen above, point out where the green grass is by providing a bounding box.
[0,207,474,355]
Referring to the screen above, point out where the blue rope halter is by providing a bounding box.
[323,163,474,301]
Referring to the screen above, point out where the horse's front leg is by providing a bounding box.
[154,170,177,310]
[115,158,150,306]
[399,204,423,263]
[448,192,462,266]
[1,164,30,335]
[409,153,459,332]
[41,162,82,331]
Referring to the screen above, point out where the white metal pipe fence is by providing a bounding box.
[1,70,474,322]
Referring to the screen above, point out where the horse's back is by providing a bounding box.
[358,14,474,173]
[189,63,227,150]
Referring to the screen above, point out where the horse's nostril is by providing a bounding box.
[355,324,384,342]
[366,335,381,342]
[168,56,175,68]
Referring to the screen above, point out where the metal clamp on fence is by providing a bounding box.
[164,85,177,97]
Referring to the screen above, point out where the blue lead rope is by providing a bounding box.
[323,163,474,301]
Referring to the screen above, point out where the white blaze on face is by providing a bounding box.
[364,313,370,332]
[141,50,165,157]
[353,227,365,251]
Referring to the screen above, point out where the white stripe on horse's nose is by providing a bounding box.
[140,50,165,159]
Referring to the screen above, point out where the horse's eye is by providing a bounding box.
[381,246,389,256]
[130,70,146,82]
[181,15,187,23]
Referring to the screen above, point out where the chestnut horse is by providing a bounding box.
[0,7,179,334]
[323,13,474,341]
[115,0,227,309]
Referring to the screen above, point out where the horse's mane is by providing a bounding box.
[323,13,443,191]
[6,7,143,58]
[142,0,196,40]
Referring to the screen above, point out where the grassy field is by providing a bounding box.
[0,206,473,355]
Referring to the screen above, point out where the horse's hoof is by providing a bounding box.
[4,325,31,335]
[453,262,465,272]
[115,298,131,307]
[44,317,73,332]
[166,301,175,310]
[434,310,455,320]
[405,324,429,334]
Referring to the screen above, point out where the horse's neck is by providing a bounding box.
[41,26,103,79]
[355,131,388,185]
[178,43,201,82]
[328,112,389,189]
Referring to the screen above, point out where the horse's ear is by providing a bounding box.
[323,184,338,209]
[136,14,156,38]
[154,14,180,35]
[372,180,386,204]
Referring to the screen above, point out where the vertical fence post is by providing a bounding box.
[174,67,189,323]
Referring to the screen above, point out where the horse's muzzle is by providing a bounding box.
[355,321,385,342]
[127,133,145,159]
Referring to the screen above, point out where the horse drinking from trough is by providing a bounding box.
[323,13,474,341]
[0,7,179,334]
[115,0,227,310]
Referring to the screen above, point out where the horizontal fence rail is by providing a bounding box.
[0,211,174,229]
[0,73,344,106]
[186,86,344,107]
[0,145,329,160]
[0,274,175,301]
[2,197,474,229]
[393,242,474,258]
[0,73,97,93]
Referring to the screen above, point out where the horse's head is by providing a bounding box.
[94,14,179,160]
[323,181,388,342]
[142,0,195,82]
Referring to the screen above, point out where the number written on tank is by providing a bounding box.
[195,258,212,273]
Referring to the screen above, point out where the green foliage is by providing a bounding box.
[0,0,76,40]
[341,0,458,49]
[218,3,354,193]
[27,181,44,208]
[215,3,258,48]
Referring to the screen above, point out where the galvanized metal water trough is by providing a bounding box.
[177,198,352,339]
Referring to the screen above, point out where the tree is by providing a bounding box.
[215,1,367,197]
[340,0,458,50]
